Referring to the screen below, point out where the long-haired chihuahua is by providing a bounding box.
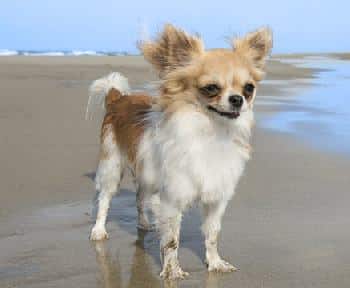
[87,24,272,280]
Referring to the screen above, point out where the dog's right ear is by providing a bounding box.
[233,27,273,73]
[139,24,204,77]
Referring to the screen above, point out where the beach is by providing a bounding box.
[0,55,349,288]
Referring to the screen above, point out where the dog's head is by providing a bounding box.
[140,24,272,120]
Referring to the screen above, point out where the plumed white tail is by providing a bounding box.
[85,72,130,120]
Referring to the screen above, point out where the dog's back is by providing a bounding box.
[102,89,151,164]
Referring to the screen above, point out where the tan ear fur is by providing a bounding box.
[139,24,204,77]
[233,27,273,71]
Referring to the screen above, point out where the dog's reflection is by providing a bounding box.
[93,229,161,288]
[94,240,122,288]
[93,228,222,288]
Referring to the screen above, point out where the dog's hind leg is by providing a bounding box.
[136,186,159,231]
[136,186,149,230]
[90,125,123,241]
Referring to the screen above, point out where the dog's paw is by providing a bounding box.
[90,225,109,241]
[207,259,237,273]
[160,265,189,280]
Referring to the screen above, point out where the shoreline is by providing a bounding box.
[259,55,350,156]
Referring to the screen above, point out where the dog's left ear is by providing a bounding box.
[233,27,273,72]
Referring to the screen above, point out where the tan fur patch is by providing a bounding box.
[101,93,152,165]
[105,88,122,108]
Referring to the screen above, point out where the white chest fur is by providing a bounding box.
[139,109,253,208]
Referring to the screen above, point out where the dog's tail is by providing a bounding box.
[85,72,130,120]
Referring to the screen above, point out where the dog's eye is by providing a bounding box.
[243,83,255,99]
[244,83,255,94]
[199,84,221,97]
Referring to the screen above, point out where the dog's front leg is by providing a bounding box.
[159,202,188,280]
[202,201,237,273]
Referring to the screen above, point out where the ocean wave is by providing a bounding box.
[0,49,19,56]
[22,51,66,56]
[70,50,103,56]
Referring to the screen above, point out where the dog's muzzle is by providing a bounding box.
[207,105,240,119]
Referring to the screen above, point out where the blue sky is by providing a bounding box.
[1,0,349,53]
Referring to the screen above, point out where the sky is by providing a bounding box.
[1,0,350,54]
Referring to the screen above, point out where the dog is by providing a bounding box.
[87,24,272,280]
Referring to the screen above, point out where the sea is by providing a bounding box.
[260,56,350,156]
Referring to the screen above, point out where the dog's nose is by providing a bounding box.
[228,95,243,108]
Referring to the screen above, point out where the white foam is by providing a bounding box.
[24,51,66,56]
[0,49,19,56]
[70,50,102,56]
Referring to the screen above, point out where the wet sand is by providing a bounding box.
[0,55,349,287]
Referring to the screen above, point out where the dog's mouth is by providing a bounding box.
[207,106,240,119]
